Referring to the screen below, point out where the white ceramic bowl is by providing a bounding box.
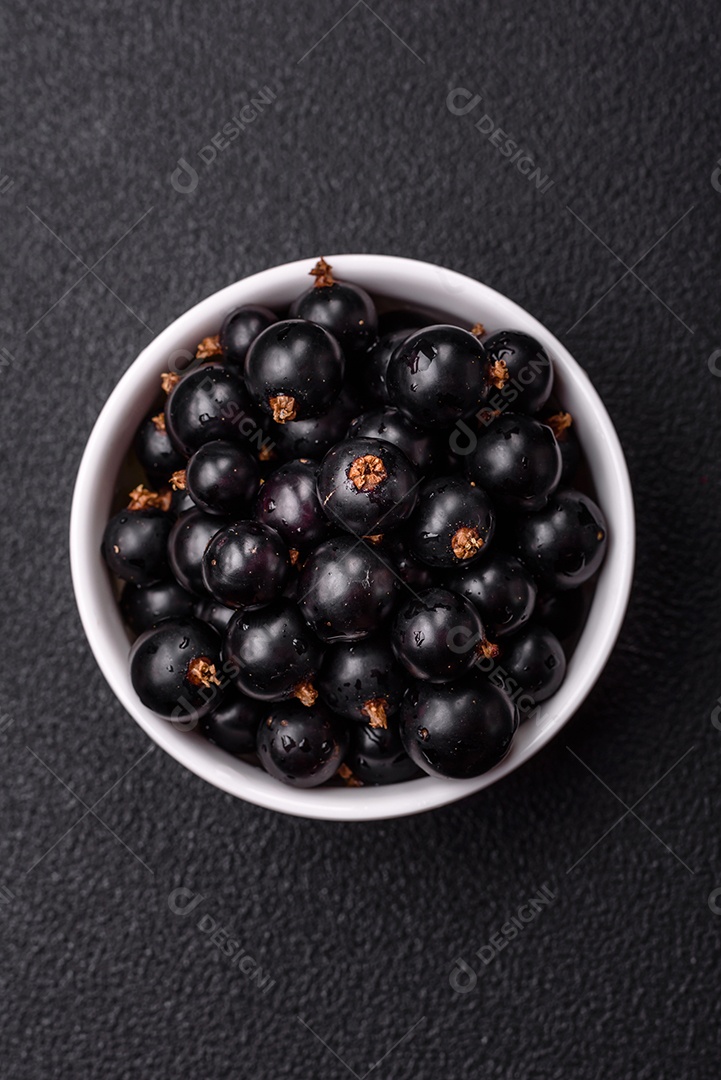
[70,254,634,821]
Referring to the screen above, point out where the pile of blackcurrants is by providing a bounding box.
[102,258,608,788]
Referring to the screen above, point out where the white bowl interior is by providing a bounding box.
[70,255,635,820]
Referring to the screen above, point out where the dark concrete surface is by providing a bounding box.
[1,1,720,1076]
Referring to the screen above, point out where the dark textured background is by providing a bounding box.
[2,0,721,1076]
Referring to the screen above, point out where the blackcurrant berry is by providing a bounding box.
[399,676,518,779]
[317,437,419,537]
[384,536,434,591]
[244,319,344,423]
[541,409,581,485]
[224,600,323,702]
[446,552,537,639]
[202,521,290,608]
[496,624,566,704]
[483,330,553,414]
[194,597,236,635]
[318,636,406,727]
[103,506,172,586]
[514,489,607,590]
[134,411,186,487]
[465,413,561,511]
[255,460,328,553]
[257,699,348,787]
[346,407,435,471]
[297,535,398,642]
[346,719,423,785]
[405,476,495,567]
[165,363,254,455]
[120,578,195,636]
[186,439,259,516]
[200,690,265,754]
[392,586,491,683]
[265,387,358,461]
[386,325,489,429]
[220,305,277,368]
[289,258,377,354]
[130,616,224,722]
[377,308,431,337]
[535,587,586,641]
[168,508,226,596]
[170,487,195,516]
[360,328,410,406]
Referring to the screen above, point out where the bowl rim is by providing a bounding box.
[69,253,635,821]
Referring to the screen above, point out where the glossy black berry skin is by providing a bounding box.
[318,636,406,724]
[134,413,186,487]
[406,476,495,568]
[202,521,290,609]
[194,597,236,635]
[170,487,195,516]
[392,587,485,683]
[399,676,518,779]
[361,328,410,406]
[346,719,423,785]
[266,387,358,462]
[514,489,608,590]
[298,535,397,643]
[130,617,223,722]
[446,552,537,639]
[535,587,586,641]
[257,700,348,788]
[220,305,277,368]
[224,600,323,701]
[289,280,377,355]
[540,408,581,485]
[346,407,435,471]
[317,437,419,536]
[120,578,195,636]
[186,439,259,516]
[496,624,566,704]
[168,509,226,596]
[244,319,344,422]
[165,363,253,456]
[385,536,434,591]
[557,426,581,486]
[200,691,265,754]
[377,308,431,337]
[483,330,553,414]
[255,460,328,552]
[386,325,489,429]
[466,413,562,512]
[102,509,172,586]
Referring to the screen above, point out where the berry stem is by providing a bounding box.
[361,698,388,729]
[186,657,222,688]
[490,358,509,390]
[161,372,181,394]
[196,334,222,359]
[127,485,171,511]
[451,526,483,560]
[309,256,335,288]
[294,681,318,707]
[348,454,387,492]
[269,394,297,423]
[546,411,573,439]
